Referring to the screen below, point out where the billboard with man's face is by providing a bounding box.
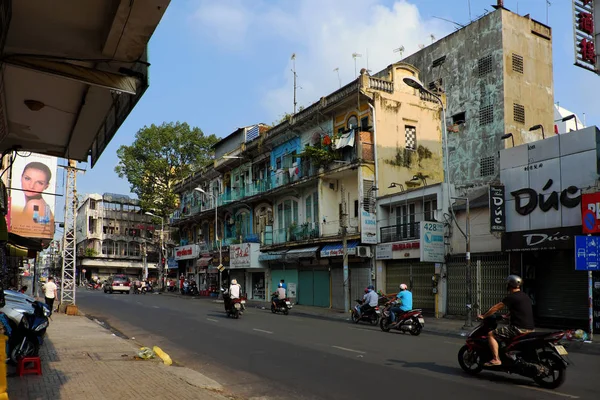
[8,152,58,239]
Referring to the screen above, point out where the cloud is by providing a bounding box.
[191,0,451,120]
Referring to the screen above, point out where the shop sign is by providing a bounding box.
[376,241,420,260]
[420,222,445,263]
[230,243,261,268]
[572,0,597,73]
[581,192,600,233]
[502,226,581,252]
[574,235,600,270]
[174,244,199,261]
[360,209,377,244]
[376,243,392,260]
[489,185,506,232]
[167,258,178,269]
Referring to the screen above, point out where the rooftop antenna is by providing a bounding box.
[291,53,297,114]
[366,49,371,73]
[393,46,405,59]
[333,67,341,88]
[432,16,466,29]
[352,52,362,77]
[546,1,551,25]
[430,34,436,43]
[467,0,472,21]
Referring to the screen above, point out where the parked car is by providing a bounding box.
[103,275,131,294]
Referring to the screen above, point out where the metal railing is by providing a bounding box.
[380,221,421,243]
[269,222,320,245]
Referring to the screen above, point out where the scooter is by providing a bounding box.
[379,303,424,335]
[222,290,246,319]
[271,294,292,315]
[350,299,380,325]
[1,309,49,364]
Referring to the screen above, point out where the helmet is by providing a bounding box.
[364,287,369,293]
[231,279,238,285]
[399,283,408,291]
[367,285,375,290]
[506,275,522,289]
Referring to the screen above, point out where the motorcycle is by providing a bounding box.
[3,310,49,364]
[86,282,102,290]
[379,303,424,335]
[457,314,568,389]
[223,291,246,319]
[350,299,380,325]
[271,294,292,315]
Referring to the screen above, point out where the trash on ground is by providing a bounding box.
[153,346,172,366]
[137,347,155,359]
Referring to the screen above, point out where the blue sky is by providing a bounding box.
[71,0,598,203]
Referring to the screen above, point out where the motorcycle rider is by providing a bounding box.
[272,282,286,309]
[358,285,378,318]
[389,283,413,326]
[224,279,242,312]
[478,275,535,367]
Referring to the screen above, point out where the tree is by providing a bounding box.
[115,122,218,218]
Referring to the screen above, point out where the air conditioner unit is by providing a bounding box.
[357,246,372,258]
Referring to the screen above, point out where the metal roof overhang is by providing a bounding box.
[0,0,170,165]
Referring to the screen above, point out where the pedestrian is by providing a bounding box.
[18,285,27,294]
[43,276,58,312]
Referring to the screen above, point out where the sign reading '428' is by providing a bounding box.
[420,221,445,263]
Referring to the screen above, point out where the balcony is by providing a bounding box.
[321,218,359,237]
[380,221,420,243]
[269,222,320,245]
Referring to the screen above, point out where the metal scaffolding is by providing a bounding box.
[60,160,78,305]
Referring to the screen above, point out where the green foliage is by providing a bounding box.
[84,248,98,257]
[115,122,218,218]
[386,144,433,169]
[302,144,338,167]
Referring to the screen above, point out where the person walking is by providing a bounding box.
[43,277,58,313]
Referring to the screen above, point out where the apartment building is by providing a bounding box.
[76,193,160,281]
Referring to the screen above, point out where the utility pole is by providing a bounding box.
[291,53,297,114]
[451,196,471,328]
[142,241,148,280]
[60,160,83,311]
[341,184,349,312]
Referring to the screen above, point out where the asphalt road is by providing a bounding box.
[76,289,599,400]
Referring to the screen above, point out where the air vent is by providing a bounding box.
[513,103,525,124]
[480,156,495,177]
[512,53,524,73]
[479,105,494,126]
[478,55,493,77]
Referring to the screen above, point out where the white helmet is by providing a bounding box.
[231,279,237,285]
[399,283,408,291]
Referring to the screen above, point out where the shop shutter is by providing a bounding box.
[386,261,435,312]
[298,270,314,306]
[313,270,330,307]
[350,267,371,302]
[331,268,345,310]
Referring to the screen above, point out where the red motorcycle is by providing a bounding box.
[458,314,568,389]
[379,303,424,335]
[223,292,247,319]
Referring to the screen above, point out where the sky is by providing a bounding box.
[66,0,600,212]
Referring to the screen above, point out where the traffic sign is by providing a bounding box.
[218,264,225,272]
[575,235,600,271]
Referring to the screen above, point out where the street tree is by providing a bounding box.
[115,122,218,218]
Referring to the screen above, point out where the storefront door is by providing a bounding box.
[386,260,435,312]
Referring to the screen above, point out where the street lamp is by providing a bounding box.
[560,114,579,131]
[529,124,545,139]
[194,187,223,296]
[388,182,405,190]
[501,133,515,147]
[145,211,165,289]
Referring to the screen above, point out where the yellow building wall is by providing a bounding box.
[319,170,359,236]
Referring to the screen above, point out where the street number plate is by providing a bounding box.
[418,318,425,324]
[554,345,568,355]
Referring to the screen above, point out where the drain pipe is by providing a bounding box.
[368,101,379,288]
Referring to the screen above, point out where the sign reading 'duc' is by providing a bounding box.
[581,192,600,233]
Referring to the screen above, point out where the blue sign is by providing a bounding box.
[167,258,178,269]
[575,236,600,271]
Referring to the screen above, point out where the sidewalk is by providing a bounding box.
[7,312,229,400]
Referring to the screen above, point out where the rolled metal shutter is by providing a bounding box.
[331,268,345,310]
[386,261,435,312]
[350,267,371,302]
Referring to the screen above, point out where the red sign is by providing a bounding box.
[581,193,600,233]
[392,241,419,251]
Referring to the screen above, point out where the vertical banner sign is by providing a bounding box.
[573,0,597,73]
[581,192,600,233]
[489,185,506,232]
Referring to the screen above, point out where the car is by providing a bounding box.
[103,275,131,294]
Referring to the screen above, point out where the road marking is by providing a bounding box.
[152,306,160,309]
[206,318,219,322]
[517,385,579,399]
[331,346,366,354]
[253,328,273,335]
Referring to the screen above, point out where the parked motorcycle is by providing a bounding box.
[379,303,424,335]
[86,282,102,290]
[350,299,380,325]
[457,314,568,389]
[271,294,292,315]
[2,309,49,364]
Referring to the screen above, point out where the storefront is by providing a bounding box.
[499,128,597,327]
[229,243,266,298]
[174,244,199,282]
[196,253,213,290]
[286,246,328,307]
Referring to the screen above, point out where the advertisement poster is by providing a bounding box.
[9,152,57,239]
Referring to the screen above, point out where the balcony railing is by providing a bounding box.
[269,222,320,245]
[369,76,394,93]
[380,221,420,243]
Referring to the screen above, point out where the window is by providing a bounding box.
[452,112,466,125]
[354,200,359,218]
[431,55,446,68]
[477,55,493,77]
[395,203,417,239]
[479,105,493,126]
[480,156,495,177]
[424,199,438,221]
[89,200,96,210]
[347,115,358,130]
[277,199,299,230]
[276,156,282,170]
[512,53,524,73]
[360,116,369,131]
[405,126,417,151]
[306,195,313,223]
[513,103,525,124]
[88,217,95,234]
[363,180,374,213]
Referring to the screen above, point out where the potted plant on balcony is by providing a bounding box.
[287,222,298,241]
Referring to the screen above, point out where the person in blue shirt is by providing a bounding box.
[279,279,287,290]
[389,283,413,325]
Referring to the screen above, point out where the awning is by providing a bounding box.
[285,246,320,261]
[320,240,359,257]
[207,266,219,274]
[197,256,213,267]
[258,251,288,261]
[7,244,28,257]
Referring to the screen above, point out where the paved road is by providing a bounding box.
[77,289,598,400]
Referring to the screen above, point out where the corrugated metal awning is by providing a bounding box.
[258,251,288,261]
[285,246,320,261]
[196,256,213,267]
